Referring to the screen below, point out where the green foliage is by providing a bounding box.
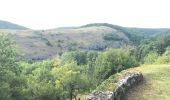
[18,60,60,100]
[86,52,98,77]
[135,32,170,62]
[13,48,138,99]
[22,80,58,100]
[61,51,87,65]
[157,46,170,64]
[95,75,117,91]
[94,48,138,82]
[144,51,159,64]
[103,33,121,41]
[17,58,91,100]
[0,33,22,100]
[3,23,170,100]
[0,34,18,73]
[52,62,89,99]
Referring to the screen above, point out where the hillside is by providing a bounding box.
[0,20,28,30]
[0,22,170,60]
[0,23,134,60]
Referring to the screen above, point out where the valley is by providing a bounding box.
[1,20,170,100]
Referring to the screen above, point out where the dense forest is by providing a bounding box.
[1,24,170,100]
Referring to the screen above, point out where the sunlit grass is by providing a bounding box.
[127,64,170,100]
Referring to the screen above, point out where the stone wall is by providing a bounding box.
[86,72,143,100]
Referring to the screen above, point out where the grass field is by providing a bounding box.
[126,64,170,100]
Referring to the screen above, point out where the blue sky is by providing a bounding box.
[0,0,170,29]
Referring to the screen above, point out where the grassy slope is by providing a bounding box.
[84,64,170,100]
[126,65,170,100]
[1,22,170,60]
[0,25,132,60]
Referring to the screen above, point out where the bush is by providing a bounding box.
[103,33,121,41]
[94,48,138,82]
[144,51,159,64]
[0,33,21,100]
[157,46,170,64]
[61,51,87,65]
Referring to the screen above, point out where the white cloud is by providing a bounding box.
[0,0,170,29]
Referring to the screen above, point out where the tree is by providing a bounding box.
[0,34,18,73]
[61,51,87,65]
[51,62,88,100]
[94,48,138,83]
[136,32,170,62]
[0,33,20,100]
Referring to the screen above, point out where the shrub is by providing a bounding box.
[157,46,170,64]
[103,33,121,41]
[61,51,87,65]
[94,48,138,83]
[144,51,159,64]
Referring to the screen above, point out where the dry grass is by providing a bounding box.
[0,26,130,60]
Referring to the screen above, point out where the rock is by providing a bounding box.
[86,72,143,100]
[86,91,113,100]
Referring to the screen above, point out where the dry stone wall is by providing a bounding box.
[86,72,143,100]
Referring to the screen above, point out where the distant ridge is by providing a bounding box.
[0,20,29,30]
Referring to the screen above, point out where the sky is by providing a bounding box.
[0,0,170,29]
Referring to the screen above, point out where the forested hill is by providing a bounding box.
[0,20,28,30]
[82,23,170,40]
[0,21,170,60]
